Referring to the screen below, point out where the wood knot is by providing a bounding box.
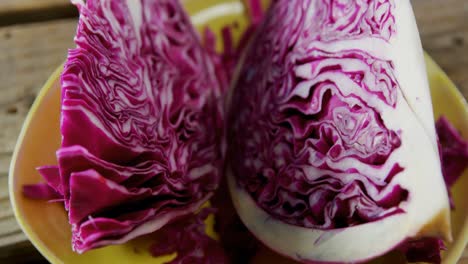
[6,106,17,114]
[453,36,464,47]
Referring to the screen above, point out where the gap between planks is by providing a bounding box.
[0,0,77,27]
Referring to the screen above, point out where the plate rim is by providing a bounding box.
[9,65,64,264]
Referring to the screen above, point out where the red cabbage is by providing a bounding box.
[202,20,261,90]
[150,208,228,264]
[228,0,405,230]
[399,237,447,264]
[246,0,264,26]
[23,183,62,201]
[436,116,468,188]
[24,0,223,253]
[226,0,452,263]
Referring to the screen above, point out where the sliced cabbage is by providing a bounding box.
[25,0,223,253]
[226,0,452,262]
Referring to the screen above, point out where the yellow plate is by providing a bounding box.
[9,1,468,263]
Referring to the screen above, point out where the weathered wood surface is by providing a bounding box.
[413,0,468,100]
[0,0,76,27]
[0,0,466,263]
[0,0,70,13]
[0,19,77,263]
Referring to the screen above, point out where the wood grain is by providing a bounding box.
[0,19,77,256]
[0,0,76,27]
[0,1,466,262]
[0,0,70,13]
[412,0,468,99]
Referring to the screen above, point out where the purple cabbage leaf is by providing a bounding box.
[23,0,223,253]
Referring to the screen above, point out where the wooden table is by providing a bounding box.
[0,0,466,263]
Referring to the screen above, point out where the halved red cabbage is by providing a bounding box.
[25,0,223,253]
[226,0,452,263]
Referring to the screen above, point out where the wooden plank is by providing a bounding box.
[0,0,76,26]
[0,240,47,264]
[0,19,77,154]
[0,199,13,221]
[0,218,22,242]
[0,176,9,201]
[0,154,10,178]
[0,19,77,261]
